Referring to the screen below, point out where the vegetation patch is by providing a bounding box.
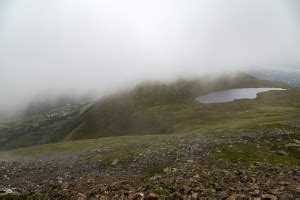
[216,141,300,166]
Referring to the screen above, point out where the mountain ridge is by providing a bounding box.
[64,73,287,141]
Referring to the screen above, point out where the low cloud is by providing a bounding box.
[0,0,299,118]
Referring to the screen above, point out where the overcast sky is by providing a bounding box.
[0,0,299,117]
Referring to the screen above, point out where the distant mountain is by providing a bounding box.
[23,96,76,117]
[249,67,300,86]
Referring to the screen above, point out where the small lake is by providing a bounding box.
[196,88,286,103]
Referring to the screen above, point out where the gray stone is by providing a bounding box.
[191,192,198,199]
[285,143,300,148]
[275,150,289,156]
[112,159,119,165]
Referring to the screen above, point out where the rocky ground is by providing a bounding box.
[0,123,299,199]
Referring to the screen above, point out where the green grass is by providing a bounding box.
[143,164,171,177]
[216,140,300,166]
[11,134,163,157]
[91,142,150,165]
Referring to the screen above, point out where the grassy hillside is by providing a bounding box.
[1,74,299,199]
[1,73,297,150]
[2,117,299,199]
[65,74,293,140]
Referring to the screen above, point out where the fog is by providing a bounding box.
[0,0,299,119]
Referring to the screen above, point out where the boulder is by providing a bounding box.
[285,143,300,148]
[145,192,159,200]
[261,194,277,200]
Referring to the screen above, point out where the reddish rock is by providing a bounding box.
[145,192,159,200]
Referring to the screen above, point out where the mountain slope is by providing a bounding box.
[0,102,92,150]
[65,74,289,140]
[1,74,299,199]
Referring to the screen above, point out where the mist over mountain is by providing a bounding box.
[1,1,300,198]
[1,0,300,119]
[249,66,300,86]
